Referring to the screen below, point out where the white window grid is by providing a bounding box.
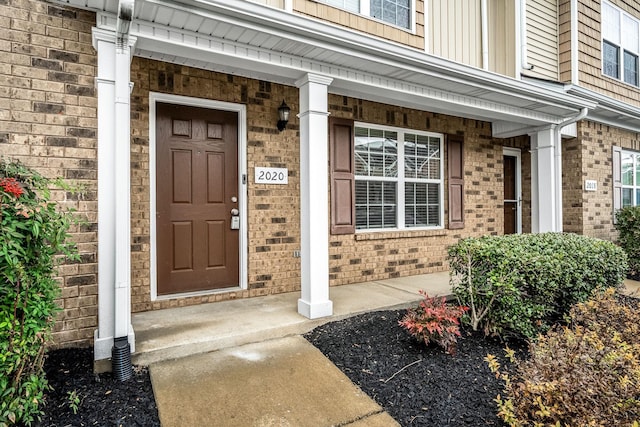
[354,123,444,231]
[621,149,640,207]
[316,0,416,32]
[602,1,640,87]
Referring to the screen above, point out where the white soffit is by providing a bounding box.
[55,0,594,127]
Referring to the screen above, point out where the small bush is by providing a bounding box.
[615,206,640,277]
[449,233,627,339]
[399,292,468,355]
[0,159,78,425]
[491,289,640,427]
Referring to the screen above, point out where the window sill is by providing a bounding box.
[355,228,447,241]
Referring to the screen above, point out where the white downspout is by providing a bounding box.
[570,0,579,84]
[520,0,534,70]
[114,0,134,341]
[554,107,588,231]
[481,0,489,70]
[283,0,292,13]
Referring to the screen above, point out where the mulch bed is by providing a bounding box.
[34,348,160,427]
[33,288,638,427]
[304,310,525,427]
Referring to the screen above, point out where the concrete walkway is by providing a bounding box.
[137,273,640,427]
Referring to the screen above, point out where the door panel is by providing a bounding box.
[157,103,239,295]
[503,154,519,235]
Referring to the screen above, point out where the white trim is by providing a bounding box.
[503,147,522,234]
[570,0,579,85]
[149,93,248,301]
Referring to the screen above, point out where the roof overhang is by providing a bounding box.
[57,0,597,133]
[564,85,640,133]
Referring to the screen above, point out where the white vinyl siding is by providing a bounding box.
[526,0,559,81]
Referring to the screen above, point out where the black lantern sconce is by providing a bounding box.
[277,100,290,131]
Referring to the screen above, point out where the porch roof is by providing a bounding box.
[59,0,597,131]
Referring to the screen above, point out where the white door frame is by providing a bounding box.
[149,92,248,301]
[503,147,522,234]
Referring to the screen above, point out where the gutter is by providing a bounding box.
[481,0,489,70]
[113,0,135,381]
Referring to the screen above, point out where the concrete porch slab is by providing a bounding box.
[150,336,400,427]
[132,272,451,366]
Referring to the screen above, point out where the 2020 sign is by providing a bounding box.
[255,167,288,184]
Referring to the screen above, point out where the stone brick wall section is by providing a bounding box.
[327,96,514,285]
[0,0,98,348]
[575,121,640,240]
[129,58,304,312]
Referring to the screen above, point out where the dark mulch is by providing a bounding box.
[34,348,160,427]
[33,292,638,427]
[304,310,526,427]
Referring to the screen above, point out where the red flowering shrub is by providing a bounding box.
[399,291,469,355]
[0,177,24,198]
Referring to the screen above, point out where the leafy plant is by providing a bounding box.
[66,390,80,415]
[0,159,79,426]
[399,291,468,355]
[615,206,640,277]
[489,289,640,426]
[449,233,627,339]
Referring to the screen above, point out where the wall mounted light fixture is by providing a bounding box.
[277,100,290,131]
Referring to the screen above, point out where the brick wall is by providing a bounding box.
[130,58,304,312]
[0,0,98,348]
[568,121,640,240]
[327,97,516,284]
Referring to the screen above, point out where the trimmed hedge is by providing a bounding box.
[615,206,640,277]
[449,233,627,339]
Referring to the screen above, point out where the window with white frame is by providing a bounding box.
[602,1,640,86]
[621,149,640,207]
[354,124,443,230]
[317,0,412,29]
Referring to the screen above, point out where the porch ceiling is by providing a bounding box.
[59,0,596,130]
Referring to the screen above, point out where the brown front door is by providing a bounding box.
[503,154,518,234]
[156,103,239,295]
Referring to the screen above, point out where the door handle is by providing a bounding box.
[231,208,239,216]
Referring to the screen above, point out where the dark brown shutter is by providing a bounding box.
[612,145,622,223]
[330,117,356,235]
[447,134,465,229]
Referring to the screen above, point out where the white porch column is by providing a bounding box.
[92,28,136,360]
[530,127,558,233]
[296,73,334,319]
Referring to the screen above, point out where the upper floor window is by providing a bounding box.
[354,124,443,230]
[621,150,640,207]
[602,1,640,86]
[318,0,412,29]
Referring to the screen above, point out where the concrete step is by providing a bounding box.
[131,272,451,366]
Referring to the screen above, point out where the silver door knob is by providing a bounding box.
[231,208,239,216]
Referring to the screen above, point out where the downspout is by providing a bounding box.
[283,0,292,13]
[113,0,134,381]
[554,107,588,231]
[570,0,579,84]
[481,0,489,70]
[520,0,534,70]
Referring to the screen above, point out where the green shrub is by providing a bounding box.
[490,289,640,427]
[449,233,627,339]
[615,206,640,277]
[0,159,78,426]
[398,292,468,355]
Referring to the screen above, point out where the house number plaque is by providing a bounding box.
[255,167,288,184]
